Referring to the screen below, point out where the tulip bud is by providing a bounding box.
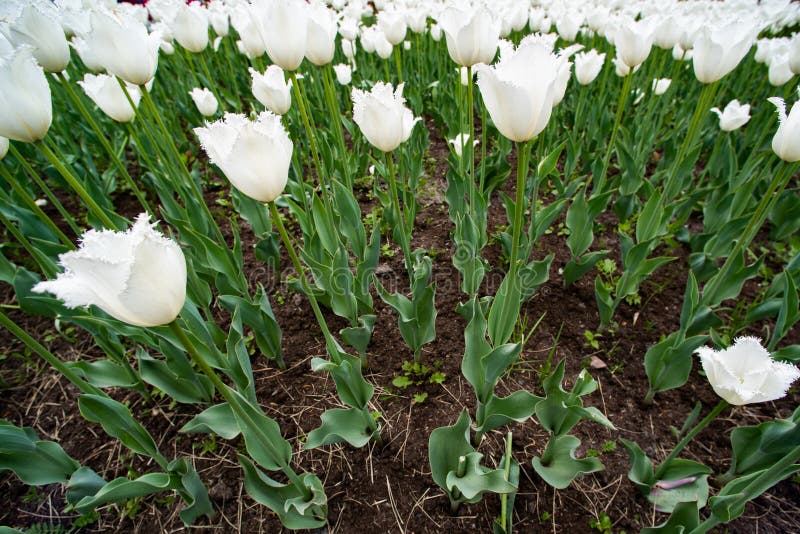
[555,14,582,42]
[574,50,605,85]
[333,63,352,85]
[789,35,800,75]
[338,17,359,41]
[230,5,266,58]
[696,337,800,405]
[438,5,500,67]
[250,66,292,115]
[85,10,160,86]
[615,16,655,68]
[651,78,671,95]
[79,73,141,123]
[194,112,293,203]
[0,136,8,160]
[768,94,800,162]
[373,30,393,60]
[448,133,478,158]
[306,3,337,66]
[672,43,692,61]
[692,21,758,84]
[710,100,751,132]
[476,40,561,142]
[189,87,218,117]
[250,0,308,71]
[172,3,209,53]
[769,55,794,86]
[0,48,52,143]
[459,66,470,87]
[378,8,407,46]
[612,56,638,77]
[430,23,442,42]
[352,82,420,152]
[2,4,70,73]
[208,2,230,37]
[33,214,187,328]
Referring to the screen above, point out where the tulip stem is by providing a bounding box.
[653,400,728,481]
[498,431,513,530]
[509,140,530,275]
[701,161,799,307]
[0,164,73,248]
[385,152,414,279]
[663,81,718,200]
[289,72,329,194]
[595,70,634,194]
[55,72,154,217]
[168,320,311,499]
[35,140,119,230]
[466,65,477,210]
[394,47,403,84]
[321,65,350,185]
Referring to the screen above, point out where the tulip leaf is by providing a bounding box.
[488,271,521,347]
[69,360,138,388]
[0,420,80,486]
[728,405,800,478]
[563,250,609,286]
[138,348,214,404]
[78,394,160,459]
[445,451,516,502]
[239,455,327,530]
[311,352,374,410]
[644,333,709,395]
[179,403,241,440]
[340,314,376,358]
[305,407,375,449]
[641,501,699,533]
[532,435,604,489]
[65,467,107,506]
[476,390,541,434]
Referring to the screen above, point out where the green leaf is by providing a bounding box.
[428,411,475,491]
[444,451,516,502]
[488,271,522,347]
[311,194,339,255]
[728,406,800,477]
[636,189,666,243]
[563,250,609,286]
[69,360,138,388]
[641,500,699,533]
[305,407,375,449]
[179,403,241,440]
[78,394,160,459]
[532,435,604,489]
[0,420,79,485]
[476,391,540,434]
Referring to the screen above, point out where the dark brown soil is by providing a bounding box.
[1,119,798,534]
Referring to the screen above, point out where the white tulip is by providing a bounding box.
[373,29,393,60]
[430,23,442,42]
[306,3,337,66]
[352,82,419,152]
[555,14,582,42]
[652,78,671,95]
[250,0,308,71]
[789,34,800,74]
[768,94,800,162]
[2,3,70,73]
[230,5,266,58]
[378,8,406,45]
[696,337,800,405]
[85,9,160,86]
[574,50,605,85]
[476,40,561,143]
[692,21,758,84]
[0,48,52,143]
[338,17,359,41]
[672,43,693,61]
[615,16,655,68]
[710,99,751,132]
[33,214,187,328]
[79,73,141,123]
[208,2,230,37]
[0,136,8,160]
[250,66,292,115]
[333,63,352,85]
[189,87,218,117]
[172,2,209,53]
[194,112,293,203]
[769,55,794,86]
[612,56,640,77]
[437,4,500,67]
[448,133,478,158]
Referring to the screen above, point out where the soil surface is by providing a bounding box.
[1,120,799,534]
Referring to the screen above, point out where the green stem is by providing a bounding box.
[540,433,557,466]
[595,70,634,194]
[0,164,73,247]
[322,65,349,185]
[7,144,81,236]
[35,140,119,230]
[290,72,328,192]
[168,320,310,497]
[55,72,154,215]
[394,46,403,83]
[467,65,476,211]
[509,140,530,275]
[499,431,513,532]
[653,400,728,481]
[385,152,413,279]
[0,209,58,277]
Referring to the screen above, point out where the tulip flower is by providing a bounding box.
[172,2,209,53]
[574,50,605,85]
[692,21,758,84]
[613,56,640,77]
[352,82,419,152]
[333,63,352,85]
[430,23,442,42]
[476,41,561,142]
[615,16,655,68]
[672,43,692,61]
[341,39,357,61]
[84,9,160,86]
[710,100,751,132]
[377,8,406,46]
[306,3,337,66]
[653,16,680,51]
[250,66,292,115]
[437,5,500,67]
[338,17,359,42]
[406,9,427,34]
[555,14,582,42]
[189,87,218,117]
[33,214,187,328]
[768,55,794,86]
[208,2,230,37]
[696,337,800,405]
[768,94,800,162]
[78,73,141,123]
[230,5,266,58]
[194,112,293,203]
[448,133,478,158]
[372,29,394,60]
[2,3,70,73]
[651,78,671,95]
[789,34,800,75]
[0,136,8,160]
[250,0,308,71]
[0,48,52,143]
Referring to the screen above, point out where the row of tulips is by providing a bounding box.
[0,0,800,531]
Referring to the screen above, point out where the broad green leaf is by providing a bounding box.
[78,394,160,459]
[305,407,375,449]
[0,420,79,485]
[179,403,241,440]
[532,435,604,489]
